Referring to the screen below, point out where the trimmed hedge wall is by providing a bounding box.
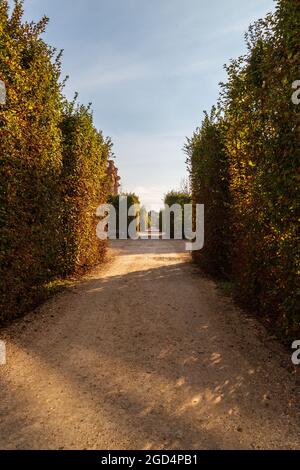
[59,99,110,275]
[186,0,300,340]
[0,1,112,322]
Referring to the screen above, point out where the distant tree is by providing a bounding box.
[179,177,191,197]
[160,191,192,238]
[108,193,140,238]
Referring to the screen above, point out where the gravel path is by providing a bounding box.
[0,239,299,450]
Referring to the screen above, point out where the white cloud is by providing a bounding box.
[69,61,151,90]
[65,49,220,94]
[130,185,165,211]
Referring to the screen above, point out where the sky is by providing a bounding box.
[17,0,275,210]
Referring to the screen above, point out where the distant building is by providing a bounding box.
[107,160,121,196]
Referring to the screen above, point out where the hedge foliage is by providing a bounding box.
[108,193,140,238]
[0,1,113,322]
[186,0,299,339]
[185,109,230,276]
[59,99,111,275]
[162,190,192,238]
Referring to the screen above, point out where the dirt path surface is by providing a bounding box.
[0,239,299,450]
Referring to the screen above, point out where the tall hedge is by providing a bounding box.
[59,99,111,275]
[108,193,140,238]
[162,190,192,239]
[0,1,113,322]
[185,109,230,277]
[187,0,299,339]
[0,1,63,321]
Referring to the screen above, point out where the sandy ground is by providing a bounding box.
[0,239,299,450]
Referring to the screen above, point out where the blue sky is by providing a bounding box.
[18,0,275,210]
